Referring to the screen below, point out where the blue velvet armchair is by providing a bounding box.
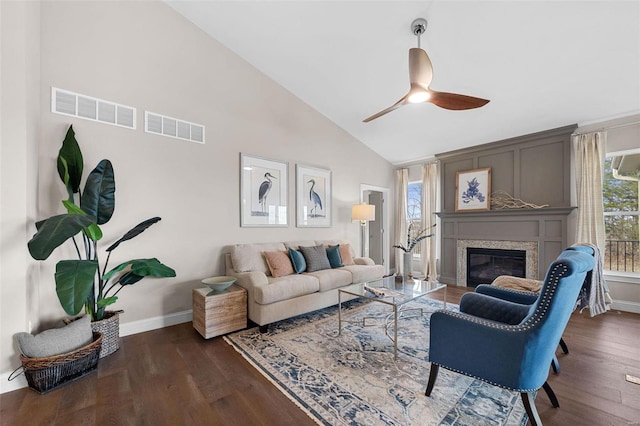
[425,249,595,426]
[475,245,595,372]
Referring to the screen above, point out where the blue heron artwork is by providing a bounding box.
[252,171,278,217]
[307,179,324,217]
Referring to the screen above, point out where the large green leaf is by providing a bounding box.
[57,125,83,195]
[28,214,95,260]
[62,200,102,241]
[106,217,161,252]
[104,258,176,282]
[117,271,145,286]
[58,156,73,201]
[55,260,98,316]
[131,258,176,277]
[81,159,115,225]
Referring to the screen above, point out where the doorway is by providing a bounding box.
[361,184,390,274]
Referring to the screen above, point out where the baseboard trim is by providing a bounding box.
[0,371,28,394]
[611,299,640,314]
[1,310,193,395]
[119,309,193,337]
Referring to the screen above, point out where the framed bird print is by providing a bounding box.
[296,164,331,227]
[240,154,288,227]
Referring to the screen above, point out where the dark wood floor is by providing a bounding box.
[1,286,639,425]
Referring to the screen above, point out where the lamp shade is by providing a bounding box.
[351,203,375,222]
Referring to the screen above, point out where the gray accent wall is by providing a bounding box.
[435,125,577,285]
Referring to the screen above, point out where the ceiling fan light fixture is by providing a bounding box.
[362,17,490,123]
[408,90,430,103]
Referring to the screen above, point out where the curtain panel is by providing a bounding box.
[421,162,439,281]
[395,169,408,276]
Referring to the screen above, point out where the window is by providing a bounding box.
[407,182,422,257]
[603,150,640,274]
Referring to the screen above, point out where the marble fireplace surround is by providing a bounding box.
[457,239,538,287]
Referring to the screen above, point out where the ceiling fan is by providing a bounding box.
[363,18,490,123]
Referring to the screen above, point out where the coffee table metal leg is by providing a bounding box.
[394,305,398,360]
[443,285,447,310]
[338,291,342,336]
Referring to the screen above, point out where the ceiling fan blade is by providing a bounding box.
[362,94,409,123]
[428,90,490,110]
[409,48,433,87]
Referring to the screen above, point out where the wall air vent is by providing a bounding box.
[51,87,136,129]
[144,111,205,144]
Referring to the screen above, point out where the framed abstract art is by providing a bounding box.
[455,168,491,212]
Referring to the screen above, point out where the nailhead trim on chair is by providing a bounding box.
[431,263,570,392]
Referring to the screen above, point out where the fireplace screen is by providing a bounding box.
[466,248,526,287]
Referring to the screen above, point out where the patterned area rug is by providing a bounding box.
[224,298,527,426]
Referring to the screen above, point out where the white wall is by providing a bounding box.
[0,0,395,388]
[0,0,41,389]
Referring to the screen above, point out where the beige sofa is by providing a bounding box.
[224,239,385,329]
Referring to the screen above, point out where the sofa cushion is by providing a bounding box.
[255,274,320,305]
[288,248,307,274]
[263,251,295,278]
[326,245,344,268]
[307,268,353,292]
[16,315,93,358]
[300,245,332,272]
[231,243,286,274]
[341,264,385,283]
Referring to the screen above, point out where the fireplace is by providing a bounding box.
[456,239,538,287]
[466,248,526,287]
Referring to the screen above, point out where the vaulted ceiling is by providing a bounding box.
[167,1,640,165]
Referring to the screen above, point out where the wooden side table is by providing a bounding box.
[192,284,247,339]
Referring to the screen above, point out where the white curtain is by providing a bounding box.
[421,162,439,282]
[395,169,408,276]
[574,131,607,251]
[573,131,611,316]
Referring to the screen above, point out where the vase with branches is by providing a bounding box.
[393,223,436,279]
[393,222,436,253]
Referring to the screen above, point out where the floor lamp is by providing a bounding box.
[351,203,376,257]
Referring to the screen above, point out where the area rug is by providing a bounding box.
[224,298,527,426]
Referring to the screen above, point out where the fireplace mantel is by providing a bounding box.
[436,207,576,286]
[436,207,576,219]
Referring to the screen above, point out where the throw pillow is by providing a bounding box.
[338,243,355,265]
[288,248,307,274]
[263,251,295,278]
[300,245,332,272]
[16,315,93,358]
[326,244,344,268]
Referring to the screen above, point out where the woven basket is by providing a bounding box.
[19,332,102,394]
[91,311,120,358]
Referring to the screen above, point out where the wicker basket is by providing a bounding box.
[18,332,102,394]
[91,311,120,358]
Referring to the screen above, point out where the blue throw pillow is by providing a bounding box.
[288,248,307,274]
[326,245,344,268]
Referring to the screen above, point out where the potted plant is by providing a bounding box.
[393,223,436,280]
[27,125,176,356]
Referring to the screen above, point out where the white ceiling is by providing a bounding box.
[166,1,640,165]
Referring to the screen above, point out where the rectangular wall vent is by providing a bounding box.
[144,111,205,144]
[51,87,136,130]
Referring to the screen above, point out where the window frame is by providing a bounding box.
[602,148,640,280]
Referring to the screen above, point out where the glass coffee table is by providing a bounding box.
[338,276,447,359]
